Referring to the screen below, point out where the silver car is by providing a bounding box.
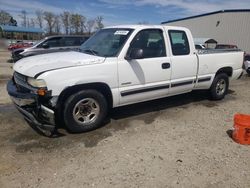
[12,35,89,61]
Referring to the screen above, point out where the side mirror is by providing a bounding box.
[42,43,49,49]
[125,48,143,60]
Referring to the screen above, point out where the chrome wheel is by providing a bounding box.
[216,79,226,96]
[73,98,100,125]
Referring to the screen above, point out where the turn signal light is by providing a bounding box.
[37,88,47,96]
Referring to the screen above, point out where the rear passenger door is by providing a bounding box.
[118,29,171,105]
[168,30,198,94]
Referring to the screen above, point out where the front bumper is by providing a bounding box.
[11,51,23,62]
[7,80,56,132]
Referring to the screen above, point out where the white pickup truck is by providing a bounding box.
[7,25,244,135]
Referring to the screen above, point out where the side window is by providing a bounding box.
[64,37,76,46]
[64,37,84,46]
[78,37,88,45]
[41,37,63,47]
[129,29,166,58]
[168,30,190,56]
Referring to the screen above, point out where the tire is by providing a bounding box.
[210,73,229,100]
[63,89,108,133]
[246,69,250,75]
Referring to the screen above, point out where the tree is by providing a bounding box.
[0,10,13,25]
[70,13,82,34]
[35,10,43,29]
[61,11,70,34]
[19,10,27,27]
[9,17,17,26]
[79,15,86,34]
[26,18,30,27]
[86,19,95,34]
[54,15,61,34]
[43,11,55,35]
[95,16,104,30]
[30,18,36,27]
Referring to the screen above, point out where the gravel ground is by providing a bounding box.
[0,51,249,188]
[0,50,13,105]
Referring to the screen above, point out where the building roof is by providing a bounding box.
[0,25,44,33]
[162,9,250,24]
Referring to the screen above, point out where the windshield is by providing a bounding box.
[80,28,134,57]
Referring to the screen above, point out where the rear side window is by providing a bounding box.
[64,37,86,46]
[168,30,190,56]
[42,37,64,47]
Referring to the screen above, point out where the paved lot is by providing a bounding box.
[0,50,249,188]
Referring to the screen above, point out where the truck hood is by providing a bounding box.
[13,51,106,77]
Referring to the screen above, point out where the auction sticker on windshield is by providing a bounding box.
[114,30,129,35]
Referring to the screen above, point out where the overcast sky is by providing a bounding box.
[0,0,249,26]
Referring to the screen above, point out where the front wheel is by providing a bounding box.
[210,73,229,100]
[63,90,108,133]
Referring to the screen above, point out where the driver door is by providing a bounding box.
[118,29,171,106]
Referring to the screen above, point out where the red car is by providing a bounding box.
[8,42,33,51]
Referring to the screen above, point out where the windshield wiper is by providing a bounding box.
[81,49,99,56]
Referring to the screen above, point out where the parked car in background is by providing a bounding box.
[7,25,244,135]
[195,44,206,50]
[12,35,89,61]
[215,44,238,49]
[8,41,33,51]
[244,54,250,75]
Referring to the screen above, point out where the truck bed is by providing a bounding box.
[197,49,242,55]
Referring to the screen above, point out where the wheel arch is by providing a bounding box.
[56,82,114,110]
[215,67,233,77]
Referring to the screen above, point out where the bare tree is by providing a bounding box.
[54,15,61,34]
[43,11,55,35]
[35,10,43,29]
[86,19,95,35]
[30,18,36,27]
[79,15,86,34]
[19,10,27,27]
[26,18,30,27]
[61,11,70,34]
[95,16,104,30]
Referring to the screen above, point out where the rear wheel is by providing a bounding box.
[63,90,108,133]
[210,73,229,100]
[246,69,250,75]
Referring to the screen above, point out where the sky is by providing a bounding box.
[0,0,250,26]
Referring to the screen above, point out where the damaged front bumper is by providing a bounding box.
[7,80,56,134]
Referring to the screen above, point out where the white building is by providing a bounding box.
[162,9,250,53]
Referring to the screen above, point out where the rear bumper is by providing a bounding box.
[7,80,56,132]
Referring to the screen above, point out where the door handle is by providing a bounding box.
[162,63,170,69]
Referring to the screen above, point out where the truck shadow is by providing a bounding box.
[110,90,211,120]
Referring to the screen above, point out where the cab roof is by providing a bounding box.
[105,24,188,31]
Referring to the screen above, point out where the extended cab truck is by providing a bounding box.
[7,25,244,135]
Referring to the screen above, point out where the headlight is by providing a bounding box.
[27,77,47,88]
